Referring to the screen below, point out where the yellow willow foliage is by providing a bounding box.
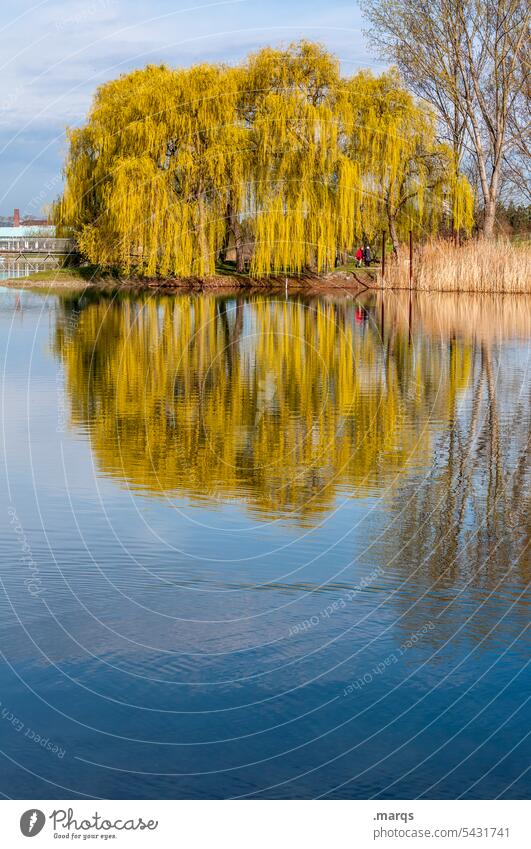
[242,43,358,274]
[452,173,475,233]
[53,294,472,523]
[57,63,246,276]
[55,42,473,276]
[340,70,474,240]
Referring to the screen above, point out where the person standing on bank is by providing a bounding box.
[355,247,363,267]
[363,244,372,267]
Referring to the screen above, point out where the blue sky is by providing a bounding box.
[0,0,381,216]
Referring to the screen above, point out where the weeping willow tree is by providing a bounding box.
[341,70,474,255]
[56,63,247,276]
[55,42,473,277]
[240,43,365,275]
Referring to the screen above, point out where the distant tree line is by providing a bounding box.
[492,202,531,235]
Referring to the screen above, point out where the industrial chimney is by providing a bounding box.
[13,208,20,227]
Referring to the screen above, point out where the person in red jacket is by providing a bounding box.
[355,247,363,267]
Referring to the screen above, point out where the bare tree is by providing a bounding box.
[359,0,530,237]
[503,45,531,203]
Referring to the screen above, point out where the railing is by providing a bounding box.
[0,237,76,254]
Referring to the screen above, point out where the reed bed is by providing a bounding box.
[381,238,530,293]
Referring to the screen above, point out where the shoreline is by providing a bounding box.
[1,267,379,295]
[2,263,529,296]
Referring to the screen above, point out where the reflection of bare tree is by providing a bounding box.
[387,336,530,639]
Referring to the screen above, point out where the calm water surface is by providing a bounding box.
[0,285,529,799]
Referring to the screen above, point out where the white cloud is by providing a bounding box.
[0,0,378,212]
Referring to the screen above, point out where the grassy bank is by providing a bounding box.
[381,238,530,293]
[3,265,377,294]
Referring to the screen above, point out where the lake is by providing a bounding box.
[0,284,529,799]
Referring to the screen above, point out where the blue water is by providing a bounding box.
[0,285,529,799]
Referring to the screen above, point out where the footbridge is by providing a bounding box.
[0,236,77,266]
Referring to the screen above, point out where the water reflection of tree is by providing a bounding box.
[387,336,529,627]
[53,293,478,523]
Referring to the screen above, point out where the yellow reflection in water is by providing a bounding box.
[54,294,473,522]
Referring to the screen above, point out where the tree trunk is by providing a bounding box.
[388,213,400,258]
[386,192,400,257]
[481,161,501,239]
[482,197,496,239]
[227,202,245,273]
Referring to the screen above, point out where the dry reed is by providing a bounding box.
[380,238,530,293]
